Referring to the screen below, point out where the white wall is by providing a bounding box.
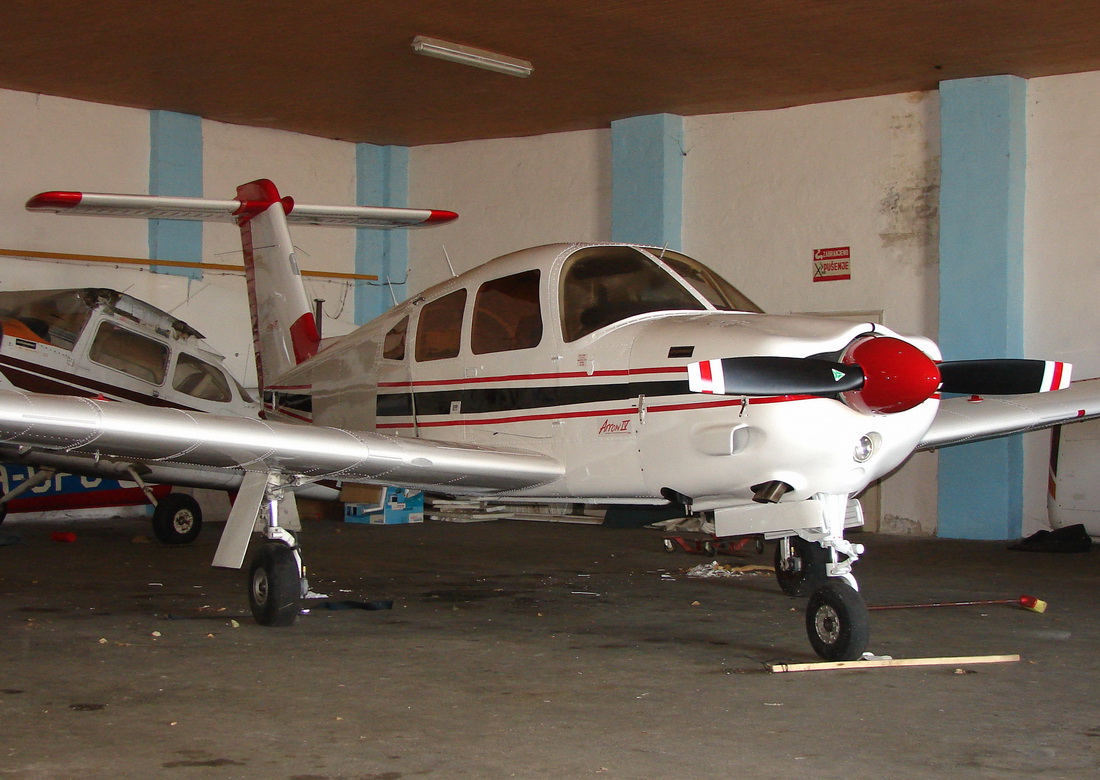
[683,92,942,534]
[407,130,611,292]
[1022,70,1100,534]
[0,91,149,258]
[0,89,363,389]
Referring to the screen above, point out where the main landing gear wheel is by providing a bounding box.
[806,581,870,661]
[151,493,203,545]
[248,542,302,627]
[774,536,828,597]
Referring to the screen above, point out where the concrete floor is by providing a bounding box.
[1,514,1098,779]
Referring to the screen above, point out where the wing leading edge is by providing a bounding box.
[918,379,1100,450]
[0,389,562,494]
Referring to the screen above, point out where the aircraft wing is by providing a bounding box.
[0,389,562,494]
[918,379,1100,450]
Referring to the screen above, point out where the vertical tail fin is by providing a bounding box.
[234,180,319,391]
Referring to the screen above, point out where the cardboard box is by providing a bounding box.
[344,486,424,524]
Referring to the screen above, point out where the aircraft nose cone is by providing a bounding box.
[842,336,941,414]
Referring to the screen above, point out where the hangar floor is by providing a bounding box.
[1,514,1098,779]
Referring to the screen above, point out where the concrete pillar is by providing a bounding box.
[610,113,684,248]
[355,143,409,324]
[936,76,1027,539]
[149,111,203,278]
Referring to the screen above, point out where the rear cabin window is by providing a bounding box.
[88,322,169,384]
[472,270,543,354]
[415,289,467,361]
[560,247,705,342]
[172,353,232,403]
[383,316,409,361]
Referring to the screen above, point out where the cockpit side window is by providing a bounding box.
[415,289,467,361]
[383,315,409,361]
[472,270,542,354]
[172,353,232,403]
[88,322,169,384]
[657,251,763,313]
[560,247,705,342]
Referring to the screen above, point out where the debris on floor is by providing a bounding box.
[683,561,774,578]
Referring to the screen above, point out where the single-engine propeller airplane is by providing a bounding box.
[6,178,1099,660]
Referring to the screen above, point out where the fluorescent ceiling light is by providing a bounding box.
[412,35,533,78]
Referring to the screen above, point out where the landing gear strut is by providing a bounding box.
[788,494,871,661]
[247,474,306,626]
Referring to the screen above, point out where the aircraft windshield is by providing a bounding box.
[0,289,95,350]
[653,250,763,313]
[561,246,706,342]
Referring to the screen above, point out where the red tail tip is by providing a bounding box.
[26,191,83,211]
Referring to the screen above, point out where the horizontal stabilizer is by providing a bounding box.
[27,189,457,229]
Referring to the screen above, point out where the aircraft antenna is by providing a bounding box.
[385,277,399,306]
[442,245,458,279]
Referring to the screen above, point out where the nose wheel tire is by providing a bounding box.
[774,536,828,597]
[248,543,302,627]
[151,493,203,545]
[806,581,870,661]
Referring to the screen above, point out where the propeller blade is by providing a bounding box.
[939,359,1071,395]
[688,356,864,396]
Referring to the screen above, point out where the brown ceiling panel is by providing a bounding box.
[1,1,1099,146]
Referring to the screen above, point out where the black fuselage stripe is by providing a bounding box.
[376,379,691,417]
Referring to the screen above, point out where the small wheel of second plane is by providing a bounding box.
[248,543,302,627]
[805,580,870,661]
[151,492,203,545]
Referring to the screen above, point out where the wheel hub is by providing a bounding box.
[252,569,270,606]
[172,511,194,534]
[814,604,841,644]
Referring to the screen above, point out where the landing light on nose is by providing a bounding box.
[853,434,876,462]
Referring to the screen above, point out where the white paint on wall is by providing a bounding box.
[0,90,149,258]
[682,92,942,535]
[1022,70,1100,535]
[407,130,611,294]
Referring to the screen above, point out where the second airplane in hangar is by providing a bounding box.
[4,178,1094,660]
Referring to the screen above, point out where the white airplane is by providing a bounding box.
[6,178,1098,661]
[0,285,259,540]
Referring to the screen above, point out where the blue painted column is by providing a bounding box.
[610,114,684,248]
[937,76,1027,539]
[149,111,203,278]
[355,143,410,324]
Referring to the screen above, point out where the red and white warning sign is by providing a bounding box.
[813,246,851,282]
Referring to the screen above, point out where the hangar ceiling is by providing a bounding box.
[3,1,1100,147]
